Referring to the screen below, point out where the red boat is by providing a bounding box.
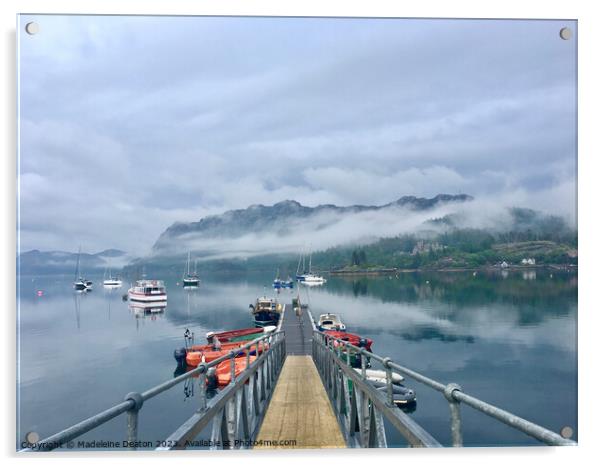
[205,325,276,343]
[324,330,373,351]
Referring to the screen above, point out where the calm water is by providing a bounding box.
[17,269,577,449]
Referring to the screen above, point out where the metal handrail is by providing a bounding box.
[158,331,286,450]
[314,330,576,447]
[20,331,284,452]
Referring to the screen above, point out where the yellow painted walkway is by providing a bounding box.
[255,355,346,449]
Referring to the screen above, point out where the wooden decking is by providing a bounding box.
[254,355,346,449]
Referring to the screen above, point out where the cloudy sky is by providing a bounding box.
[18,16,577,255]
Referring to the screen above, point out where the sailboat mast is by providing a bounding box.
[187,252,191,275]
[75,246,81,280]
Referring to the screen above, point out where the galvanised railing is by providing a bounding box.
[20,331,286,452]
[159,331,286,450]
[313,330,576,448]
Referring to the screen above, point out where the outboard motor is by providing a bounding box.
[174,347,187,364]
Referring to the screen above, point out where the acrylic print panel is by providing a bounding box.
[16,15,577,451]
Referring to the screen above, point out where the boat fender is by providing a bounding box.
[174,347,187,363]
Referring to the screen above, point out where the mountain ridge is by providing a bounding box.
[153,194,474,252]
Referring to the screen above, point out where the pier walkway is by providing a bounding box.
[255,303,345,448]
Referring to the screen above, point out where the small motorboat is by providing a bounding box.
[281,277,294,288]
[371,381,416,406]
[324,330,373,351]
[205,325,276,344]
[352,369,416,406]
[354,368,404,384]
[214,355,257,386]
[318,313,346,331]
[184,342,249,366]
[250,296,283,327]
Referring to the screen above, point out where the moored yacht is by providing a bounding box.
[73,247,92,291]
[296,248,326,285]
[182,252,200,288]
[128,279,167,303]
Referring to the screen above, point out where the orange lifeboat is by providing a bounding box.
[215,356,257,386]
[185,341,269,367]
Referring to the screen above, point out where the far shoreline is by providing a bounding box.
[326,264,578,276]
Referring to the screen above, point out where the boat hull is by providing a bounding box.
[128,291,168,303]
[253,311,280,327]
[183,279,200,287]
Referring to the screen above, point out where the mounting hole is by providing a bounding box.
[25,431,39,443]
[25,22,39,35]
[559,27,572,40]
[560,426,573,439]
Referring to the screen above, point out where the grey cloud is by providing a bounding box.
[18,15,577,255]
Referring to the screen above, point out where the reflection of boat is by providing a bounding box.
[182,252,200,288]
[128,279,167,303]
[250,296,282,327]
[129,301,166,317]
[318,313,346,331]
[205,325,276,344]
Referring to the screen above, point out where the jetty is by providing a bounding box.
[21,304,576,451]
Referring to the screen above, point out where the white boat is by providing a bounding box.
[182,252,200,287]
[128,279,167,303]
[103,279,123,288]
[296,248,326,284]
[354,368,404,384]
[317,313,346,331]
[103,266,122,288]
[301,273,326,284]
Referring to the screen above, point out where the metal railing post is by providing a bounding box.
[229,352,236,385]
[198,364,208,412]
[382,357,394,408]
[360,350,367,379]
[345,342,351,366]
[123,392,143,449]
[444,383,463,447]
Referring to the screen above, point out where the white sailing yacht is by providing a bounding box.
[297,247,326,285]
[182,252,200,287]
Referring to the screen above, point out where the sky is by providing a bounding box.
[18,16,577,256]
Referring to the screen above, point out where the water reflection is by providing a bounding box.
[18,269,577,447]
